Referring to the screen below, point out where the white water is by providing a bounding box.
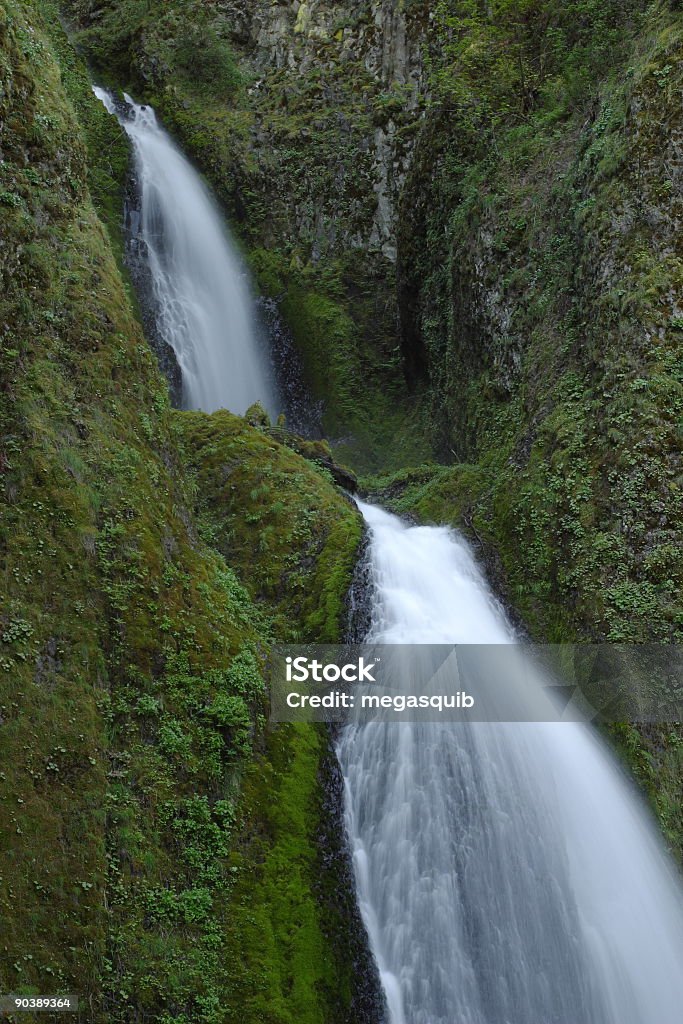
[93,87,276,415]
[337,502,683,1024]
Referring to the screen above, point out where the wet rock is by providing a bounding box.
[317,738,388,1024]
[268,428,358,492]
[122,161,183,406]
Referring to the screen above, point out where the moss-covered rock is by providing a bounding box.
[396,1,683,646]
[0,3,368,1019]
[173,411,374,1022]
[176,409,362,643]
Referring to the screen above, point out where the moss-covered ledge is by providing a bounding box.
[175,409,363,643]
[174,409,381,1024]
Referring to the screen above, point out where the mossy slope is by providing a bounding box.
[177,410,362,643]
[0,3,364,1020]
[174,412,370,1023]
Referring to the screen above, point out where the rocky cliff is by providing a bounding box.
[394,0,683,648]
[63,0,435,467]
[379,0,683,853]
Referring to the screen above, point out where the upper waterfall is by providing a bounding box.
[93,87,277,416]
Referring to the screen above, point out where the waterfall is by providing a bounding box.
[92,83,683,1024]
[337,501,683,1024]
[93,87,277,416]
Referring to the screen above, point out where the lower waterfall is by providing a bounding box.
[337,502,683,1024]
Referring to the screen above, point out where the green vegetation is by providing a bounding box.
[220,725,354,1024]
[430,0,647,132]
[393,0,683,642]
[172,412,367,1022]
[177,410,362,642]
[38,2,131,254]
[0,3,363,1018]
[369,0,683,855]
[248,249,430,471]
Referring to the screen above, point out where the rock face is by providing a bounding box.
[113,0,432,265]
[395,8,683,645]
[63,0,437,466]
[318,741,388,1024]
[237,0,428,262]
[122,162,184,406]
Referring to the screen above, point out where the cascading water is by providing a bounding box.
[92,85,683,1024]
[93,87,276,416]
[337,502,683,1024]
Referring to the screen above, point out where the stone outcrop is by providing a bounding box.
[219,0,431,262]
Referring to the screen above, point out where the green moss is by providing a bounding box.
[38,2,130,255]
[175,410,362,642]
[169,412,367,1022]
[248,249,431,472]
[0,4,368,1018]
[606,723,683,860]
[220,724,353,1024]
[393,1,683,643]
[0,1,273,1011]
